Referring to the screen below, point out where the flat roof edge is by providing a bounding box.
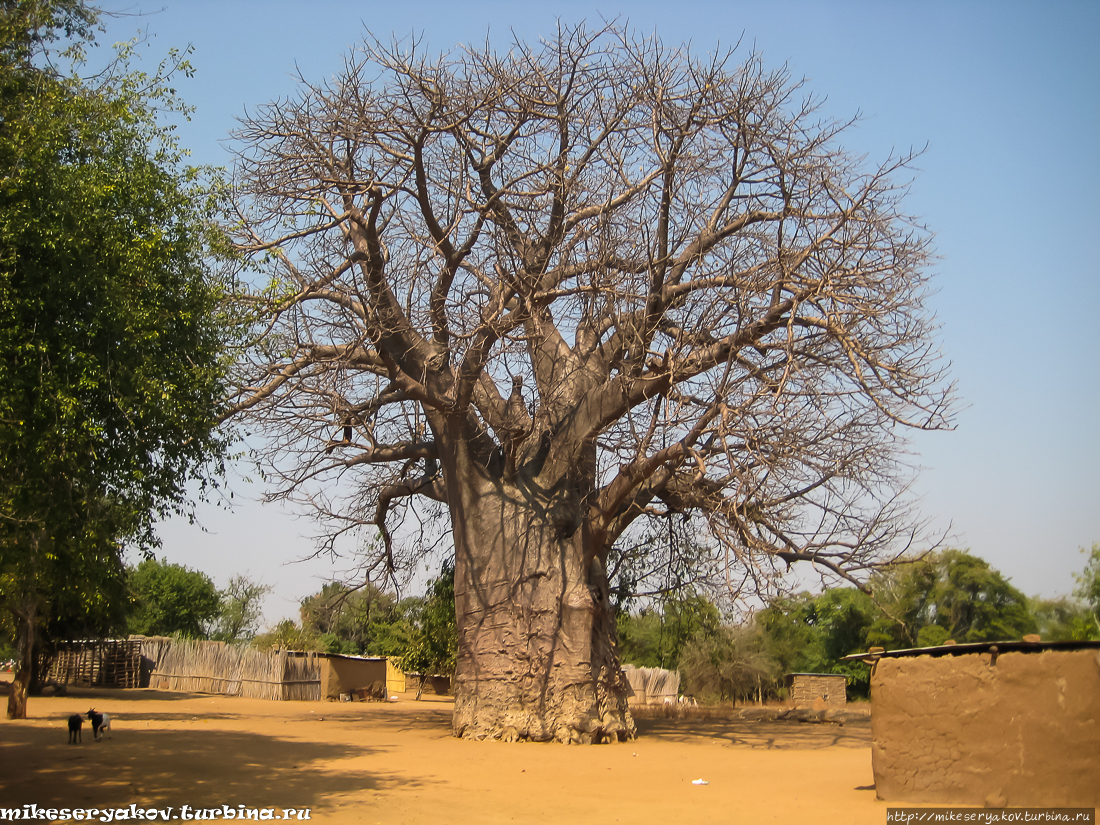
[842,639,1100,662]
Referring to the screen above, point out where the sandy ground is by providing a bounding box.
[1,675,888,824]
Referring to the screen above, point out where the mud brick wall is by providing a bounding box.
[786,674,847,707]
[870,649,1100,806]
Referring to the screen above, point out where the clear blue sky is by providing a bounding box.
[97,1,1099,625]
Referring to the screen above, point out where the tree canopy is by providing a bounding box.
[225,23,953,741]
[616,590,721,670]
[868,549,1036,647]
[126,558,221,638]
[209,574,272,642]
[299,579,417,656]
[1075,543,1100,624]
[654,547,1079,703]
[398,559,458,695]
[0,0,230,717]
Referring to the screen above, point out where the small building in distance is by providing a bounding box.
[784,673,847,708]
[622,664,680,705]
[318,654,405,700]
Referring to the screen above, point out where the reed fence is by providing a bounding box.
[150,639,321,701]
[623,664,680,704]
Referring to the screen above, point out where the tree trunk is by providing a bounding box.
[447,466,635,743]
[6,611,34,720]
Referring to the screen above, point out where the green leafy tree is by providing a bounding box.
[679,623,780,703]
[1024,544,1100,642]
[299,580,416,656]
[399,560,458,698]
[615,609,664,669]
[252,619,321,652]
[126,558,220,638]
[1074,543,1100,636]
[209,574,272,642]
[755,551,1038,700]
[755,592,820,676]
[1028,595,1094,643]
[616,591,722,670]
[870,550,1036,647]
[0,1,230,718]
[757,588,878,698]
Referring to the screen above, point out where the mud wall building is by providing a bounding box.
[784,673,847,707]
[318,655,405,699]
[867,641,1100,807]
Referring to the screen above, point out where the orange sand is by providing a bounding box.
[1,677,886,824]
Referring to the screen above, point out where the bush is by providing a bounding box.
[679,624,780,703]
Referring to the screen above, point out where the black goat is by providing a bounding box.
[67,714,82,744]
[86,708,110,740]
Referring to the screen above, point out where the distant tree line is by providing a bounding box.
[250,559,458,691]
[617,545,1100,703]
[0,556,271,683]
[3,545,1095,706]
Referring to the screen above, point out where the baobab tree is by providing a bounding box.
[225,24,953,742]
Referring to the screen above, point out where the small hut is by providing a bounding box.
[784,673,847,708]
[849,639,1100,807]
[622,664,680,705]
[317,654,405,699]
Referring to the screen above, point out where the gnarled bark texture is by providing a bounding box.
[447,440,634,741]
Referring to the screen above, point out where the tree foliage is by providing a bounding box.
[209,574,272,642]
[0,0,230,717]
[756,588,878,697]
[616,590,721,669]
[679,623,780,702]
[252,618,322,653]
[398,559,458,695]
[126,558,221,638]
[869,549,1036,647]
[744,549,1048,699]
[1028,595,1094,643]
[299,580,417,656]
[1074,543,1100,626]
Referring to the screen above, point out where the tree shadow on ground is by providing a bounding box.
[633,716,872,749]
[318,707,455,737]
[0,721,425,811]
[16,685,220,704]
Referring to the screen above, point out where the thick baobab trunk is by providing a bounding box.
[448,472,635,743]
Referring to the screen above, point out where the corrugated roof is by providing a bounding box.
[841,638,1100,663]
[316,653,389,661]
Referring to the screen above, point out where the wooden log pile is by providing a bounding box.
[47,640,142,689]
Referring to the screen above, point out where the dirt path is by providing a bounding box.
[1,680,886,824]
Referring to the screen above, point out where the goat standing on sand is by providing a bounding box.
[68,714,83,744]
[86,708,110,740]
